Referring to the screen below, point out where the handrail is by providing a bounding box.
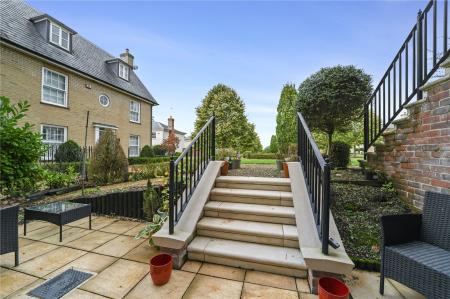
[297,112,331,254]
[364,0,450,154]
[168,116,215,234]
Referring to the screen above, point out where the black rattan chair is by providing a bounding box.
[380,191,450,298]
[0,205,19,266]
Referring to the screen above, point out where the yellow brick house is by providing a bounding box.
[0,1,158,158]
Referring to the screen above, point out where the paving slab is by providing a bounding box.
[63,289,109,299]
[40,227,93,245]
[18,221,51,235]
[388,279,425,299]
[123,223,147,237]
[15,247,86,277]
[44,252,117,278]
[295,278,311,293]
[182,274,243,299]
[65,216,97,228]
[81,259,148,298]
[21,224,69,241]
[181,260,203,273]
[123,242,159,263]
[99,220,140,234]
[198,263,246,281]
[299,294,318,299]
[0,241,58,268]
[76,217,117,230]
[125,270,195,299]
[4,278,45,299]
[347,270,402,299]
[93,235,144,257]
[65,230,118,251]
[245,270,297,291]
[0,269,39,298]
[241,282,299,299]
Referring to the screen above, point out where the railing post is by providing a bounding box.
[321,163,330,255]
[211,116,216,161]
[169,156,175,234]
[417,10,423,100]
[363,104,369,159]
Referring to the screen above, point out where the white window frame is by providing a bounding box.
[119,62,129,81]
[98,94,110,107]
[129,100,141,123]
[41,124,67,160]
[49,22,70,50]
[41,67,68,107]
[94,124,117,143]
[128,135,140,157]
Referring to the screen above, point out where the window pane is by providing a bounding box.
[51,24,60,43]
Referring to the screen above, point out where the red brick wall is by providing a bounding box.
[367,78,450,209]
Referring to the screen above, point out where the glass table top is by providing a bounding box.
[26,202,88,214]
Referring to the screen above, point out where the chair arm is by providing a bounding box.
[380,214,422,247]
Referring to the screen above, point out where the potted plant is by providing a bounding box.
[221,157,230,175]
[231,151,241,170]
[143,180,160,220]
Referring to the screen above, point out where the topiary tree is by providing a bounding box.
[269,135,278,153]
[329,141,351,168]
[276,84,298,155]
[297,65,372,154]
[152,145,166,156]
[54,140,82,162]
[193,84,262,153]
[140,145,154,157]
[0,97,44,195]
[88,130,128,185]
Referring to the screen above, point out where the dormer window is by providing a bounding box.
[50,22,70,50]
[119,62,129,81]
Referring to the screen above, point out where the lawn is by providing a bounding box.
[350,155,364,167]
[241,158,276,165]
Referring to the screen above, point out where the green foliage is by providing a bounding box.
[193,84,262,153]
[88,130,128,185]
[276,84,298,154]
[140,145,154,157]
[0,97,45,195]
[128,156,171,165]
[268,135,278,153]
[243,152,277,159]
[54,140,82,162]
[129,162,169,181]
[216,148,235,160]
[297,65,372,153]
[152,145,166,156]
[42,165,77,189]
[330,141,351,168]
[143,180,161,220]
[135,213,168,246]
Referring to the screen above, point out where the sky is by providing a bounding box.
[30,0,427,147]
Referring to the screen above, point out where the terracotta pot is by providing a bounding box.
[318,277,349,299]
[150,253,173,285]
[283,162,289,178]
[221,161,229,175]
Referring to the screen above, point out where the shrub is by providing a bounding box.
[243,152,277,159]
[42,165,77,189]
[0,97,45,195]
[128,156,171,165]
[42,162,83,173]
[143,180,161,220]
[140,145,154,157]
[54,140,82,162]
[89,130,128,185]
[329,141,350,168]
[129,162,169,181]
[152,145,166,156]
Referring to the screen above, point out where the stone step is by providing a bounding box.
[197,217,299,248]
[215,176,291,192]
[204,201,296,225]
[187,236,307,277]
[210,188,293,207]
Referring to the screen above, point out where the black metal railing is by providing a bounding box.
[40,145,93,163]
[168,116,215,234]
[364,0,450,153]
[297,112,331,254]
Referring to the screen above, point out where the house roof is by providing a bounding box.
[0,0,157,105]
[152,120,186,135]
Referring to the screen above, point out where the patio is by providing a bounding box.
[0,216,424,299]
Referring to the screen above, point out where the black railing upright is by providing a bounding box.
[169,116,215,234]
[297,112,331,255]
[364,0,450,154]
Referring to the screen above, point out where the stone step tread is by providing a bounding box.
[211,188,293,199]
[197,217,298,240]
[216,176,291,186]
[188,236,306,270]
[204,201,295,218]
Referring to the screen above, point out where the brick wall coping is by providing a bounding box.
[420,73,450,91]
[404,98,427,109]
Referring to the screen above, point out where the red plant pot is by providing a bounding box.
[221,161,229,176]
[283,162,289,178]
[318,277,349,299]
[150,253,173,285]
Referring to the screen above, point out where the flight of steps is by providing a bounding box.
[187,176,307,277]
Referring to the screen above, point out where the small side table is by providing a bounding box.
[24,202,91,242]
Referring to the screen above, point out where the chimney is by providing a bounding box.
[120,48,134,67]
[168,116,174,134]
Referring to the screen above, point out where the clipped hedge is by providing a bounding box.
[128,156,171,165]
[330,141,350,168]
[243,152,278,159]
